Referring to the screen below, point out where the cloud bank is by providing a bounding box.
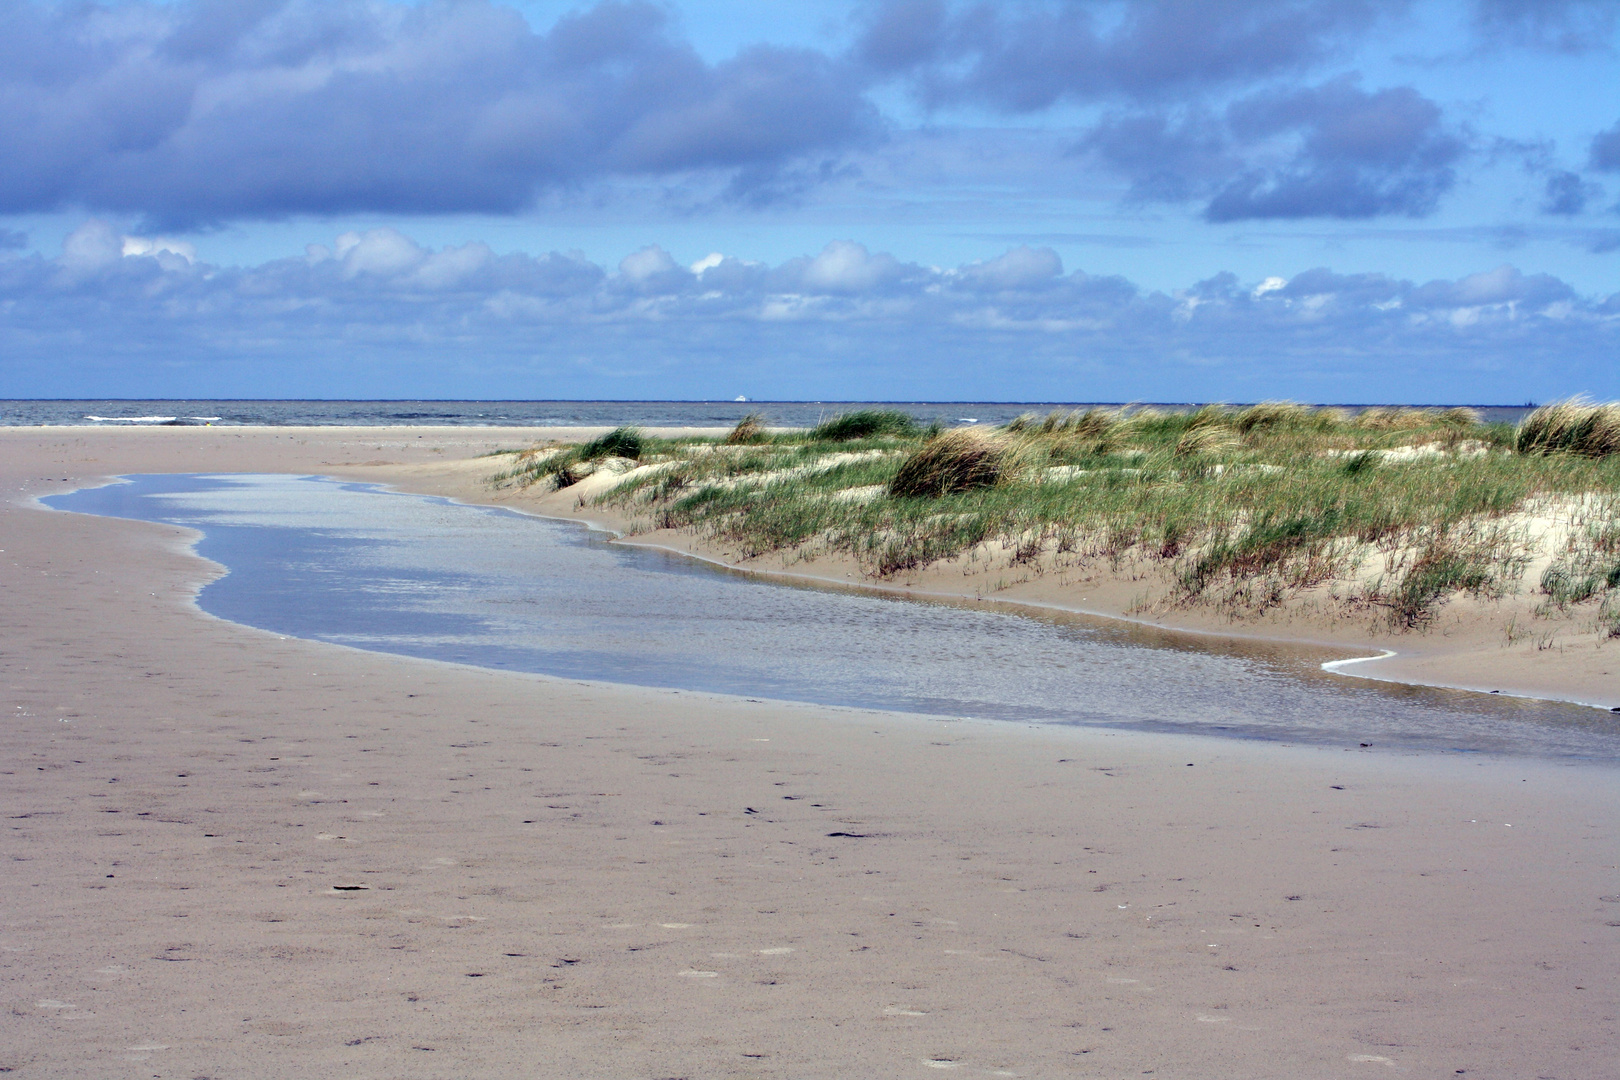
[0,0,1611,226]
[0,0,875,224]
[854,0,1400,107]
[3,222,1613,401]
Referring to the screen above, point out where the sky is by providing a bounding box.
[1,0,1618,403]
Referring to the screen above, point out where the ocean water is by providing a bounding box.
[2,399,1539,429]
[44,473,1620,761]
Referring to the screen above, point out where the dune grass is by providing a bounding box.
[724,413,768,445]
[1516,398,1620,458]
[491,425,666,489]
[888,429,1025,497]
[491,400,1620,627]
[809,408,921,441]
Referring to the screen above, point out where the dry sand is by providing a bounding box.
[2,426,1617,1079]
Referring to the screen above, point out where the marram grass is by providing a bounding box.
[491,400,1620,627]
[1516,399,1620,458]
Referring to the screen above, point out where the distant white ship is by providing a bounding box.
[734,395,748,402]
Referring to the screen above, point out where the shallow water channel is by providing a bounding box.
[47,473,1620,761]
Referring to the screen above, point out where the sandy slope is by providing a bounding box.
[2,426,1617,1079]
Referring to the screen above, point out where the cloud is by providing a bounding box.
[1208,80,1465,220]
[1471,0,1618,53]
[789,240,910,294]
[0,0,877,224]
[3,222,1615,401]
[855,0,1401,109]
[1591,119,1620,171]
[1540,170,1602,215]
[1406,264,1576,309]
[333,229,426,279]
[954,246,1064,291]
[1079,78,1466,220]
[1078,109,1240,203]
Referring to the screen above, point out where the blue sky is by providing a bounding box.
[1,0,1617,403]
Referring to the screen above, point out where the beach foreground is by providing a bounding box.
[2,426,1617,1078]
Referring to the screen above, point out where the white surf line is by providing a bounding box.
[1321,648,1618,712]
[1320,649,1397,674]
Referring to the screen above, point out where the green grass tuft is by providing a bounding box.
[1392,542,1495,627]
[578,426,645,461]
[809,409,919,441]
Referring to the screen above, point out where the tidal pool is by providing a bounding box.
[46,473,1620,761]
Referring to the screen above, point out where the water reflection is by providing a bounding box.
[46,473,1620,761]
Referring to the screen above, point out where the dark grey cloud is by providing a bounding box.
[855,0,1402,109]
[0,0,877,224]
[1592,119,1620,171]
[1471,0,1618,53]
[1540,170,1601,215]
[1207,80,1465,220]
[3,222,1613,402]
[1079,79,1465,220]
[1077,109,1239,203]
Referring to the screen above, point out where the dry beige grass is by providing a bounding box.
[1516,398,1620,458]
[723,413,767,445]
[1174,424,1240,457]
[888,429,1022,498]
[1235,400,1313,433]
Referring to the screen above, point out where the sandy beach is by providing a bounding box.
[3,425,1617,1078]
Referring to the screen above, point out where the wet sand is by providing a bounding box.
[2,426,1617,1078]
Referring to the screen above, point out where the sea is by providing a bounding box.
[0,399,1540,428]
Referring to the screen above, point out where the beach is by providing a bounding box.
[3,425,1617,1078]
